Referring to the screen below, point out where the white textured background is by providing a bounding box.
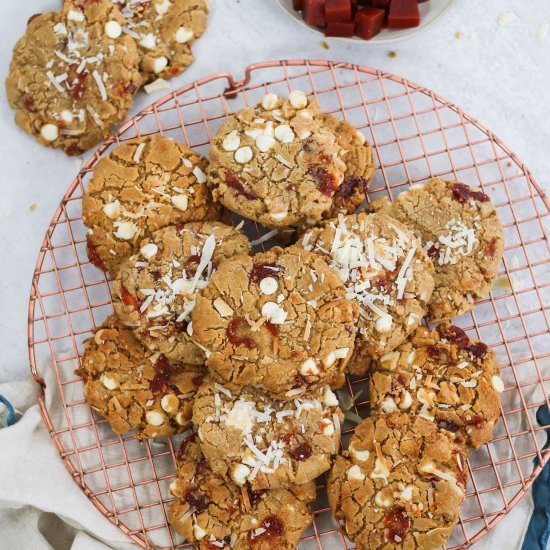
[0,1,548,548]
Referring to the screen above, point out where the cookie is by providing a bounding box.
[191,245,358,399]
[300,212,434,375]
[193,378,343,490]
[168,438,316,549]
[370,323,502,449]
[83,135,219,275]
[328,413,467,550]
[113,0,208,82]
[208,91,374,229]
[113,221,251,366]
[368,178,504,321]
[6,0,142,155]
[79,315,204,438]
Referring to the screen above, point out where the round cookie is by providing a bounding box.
[328,413,467,550]
[368,178,504,321]
[370,323,502,449]
[113,221,251,365]
[6,0,142,155]
[300,212,434,375]
[168,438,316,549]
[208,91,374,229]
[191,245,358,399]
[83,135,219,275]
[79,315,204,438]
[193,378,343,490]
[113,0,208,82]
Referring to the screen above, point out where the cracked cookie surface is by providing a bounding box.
[6,0,142,155]
[328,413,467,550]
[368,178,504,321]
[168,438,316,549]
[191,245,358,399]
[193,378,343,490]
[370,323,502,449]
[208,91,374,229]
[113,221,251,366]
[83,135,219,275]
[79,315,204,438]
[112,0,208,82]
[300,212,434,375]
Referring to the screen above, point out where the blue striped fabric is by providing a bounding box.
[522,404,550,550]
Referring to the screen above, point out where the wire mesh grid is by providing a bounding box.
[27,60,550,549]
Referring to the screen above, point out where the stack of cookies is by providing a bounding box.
[78,91,505,550]
[6,0,208,155]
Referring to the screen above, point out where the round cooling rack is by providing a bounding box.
[28,60,550,549]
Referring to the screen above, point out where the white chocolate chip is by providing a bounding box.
[67,9,85,22]
[100,374,118,390]
[380,351,400,371]
[139,33,156,49]
[213,297,234,317]
[270,211,288,221]
[153,56,168,74]
[334,347,350,359]
[347,465,365,481]
[274,124,295,143]
[399,390,412,410]
[161,394,179,414]
[175,26,194,43]
[60,110,73,123]
[289,90,308,109]
[231,463,251,486]
[225,400,255,434]
[53,22,67,36]
[193,166,207,183]
[324,387,339,407]
[492,375,504,393]
[114,220,138,240]
[234,146,253,164]
[193,524,206,541]
[298,130,312,140]
[399,485,414,501]
[259,277,278,295]
[222,130,240,152]
[261,93,278,110]
[155,0,172,15]
[255,134,276,153]
[261,301,287,324]
[171,194,188,211]
[145,410,166,426]
[320,418,335,436]
[375,314,393,333]
[381,397,397,414]
[104,20,122,39]
[102,200,120,219]
[374,490,393,508]
[300,358,319,377]
[356,130,366,144]
[350,445,370,463]
[298,110,313,119]
[40,124,58,142]
[324,352,336,367]
[140,243,158,259]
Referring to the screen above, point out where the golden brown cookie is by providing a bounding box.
[300,212,434,375]
[328,413,467,550]
[168,437,316,549]
[368,178,504,321]
[113,0,208,82]
[79,315,205,438]
[83,135,219,275]
[370,323,502,449]
[112,221,251,365]
[208,91,374,229]
[193,378,343,490]
[6,0,142,155]
[191,245,358,400]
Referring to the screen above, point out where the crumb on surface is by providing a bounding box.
[387,50,397,58]
[29,203,37,212]
[454,31,462,39]
[320,40,330,50]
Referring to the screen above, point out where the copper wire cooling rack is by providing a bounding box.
[28,60,550,549]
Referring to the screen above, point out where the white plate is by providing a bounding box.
[274,0,453,44]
